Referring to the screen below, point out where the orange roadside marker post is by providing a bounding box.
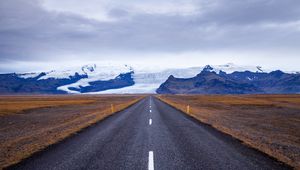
[187,105,190,114]
[111,104,114,113]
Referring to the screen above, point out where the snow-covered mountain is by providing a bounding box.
[19,64,132,80]
[157,66,300,94]
[0,64,133,94]
[55,64,133,93]
[1,63,296,94]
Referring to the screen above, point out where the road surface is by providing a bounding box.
[9,96,290,170]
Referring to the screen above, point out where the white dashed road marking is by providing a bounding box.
[148,151,154,170]
[148,97,154,170]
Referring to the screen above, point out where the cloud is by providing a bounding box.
[41,0,200,20]
[0,0,300,71]
[198,0,300,24]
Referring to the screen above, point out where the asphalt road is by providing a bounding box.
[9,96,290,170]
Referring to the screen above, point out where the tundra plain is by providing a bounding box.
[157,94,300,169]
[0,95,143,168]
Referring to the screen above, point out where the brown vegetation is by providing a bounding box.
[0,95,144,168]
[157,94,300,169]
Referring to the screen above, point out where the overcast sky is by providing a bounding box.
[1,0,300,72]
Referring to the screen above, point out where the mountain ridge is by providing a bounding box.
[0,63,299,94]
[156,65,300,94]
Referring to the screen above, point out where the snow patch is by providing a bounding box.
[18,72,41,79]
[247,77,253,81]
[208,63,267,74]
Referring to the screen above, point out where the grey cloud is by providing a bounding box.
[198,0,300,24]
[0,0,300,64]
[108,8,130,18]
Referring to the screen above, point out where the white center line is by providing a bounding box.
[150,109,152,113]
[149,119,152,125]
[148,151,154,170]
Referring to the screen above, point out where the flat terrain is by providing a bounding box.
[158,94,300,169]
[0,95,142,168]
[8,96,289,170]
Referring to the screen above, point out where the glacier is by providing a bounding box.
[15,63,272,94]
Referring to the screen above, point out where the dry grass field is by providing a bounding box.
[157,94,300,169]
[0,95,144,168]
